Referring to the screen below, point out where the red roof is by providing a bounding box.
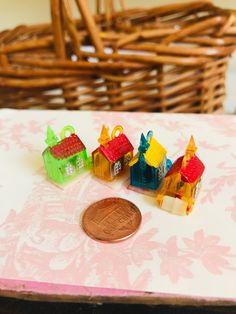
[98,133,133,163]
[165,156,183,178]
[165,155,205,183]
[50,134,85,159]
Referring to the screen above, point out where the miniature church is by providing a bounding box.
[156,136,205,215]
[129,131,172,190]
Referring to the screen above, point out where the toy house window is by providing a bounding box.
[113,160,122,176]
[162,162,166,174]
[65,163,75,176]
[177,181,184,191]
[192,180,201,198]
[77,156,84,169]
[95,154,99,167]
[157,165,163,179]
[124,154,131,165]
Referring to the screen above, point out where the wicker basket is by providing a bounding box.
[0,0,236,112]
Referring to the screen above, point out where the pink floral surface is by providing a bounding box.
[0,109,236,300]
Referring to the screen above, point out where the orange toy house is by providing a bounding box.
[157,136,205,215]
[92,125,133,181]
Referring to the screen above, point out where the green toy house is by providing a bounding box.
[43,125,91,185]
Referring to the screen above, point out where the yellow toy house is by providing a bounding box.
[92,125,133,181]
[156,136,205,215]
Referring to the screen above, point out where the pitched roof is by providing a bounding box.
[165,156,183,178]
[165,155,205,183]
[129,137,166,168]
[99,133,133,163]
[50,134,85,159]
[129,152,140,167]
[144,137,167,168]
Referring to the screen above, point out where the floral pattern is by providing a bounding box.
[201,158,236,204]
[183,230,236,275]
[226,196,236,223]
[0,115,54,152]
[0,109,236,300]
[159,236,193,283]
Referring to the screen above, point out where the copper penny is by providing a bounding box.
[81,197,142,242]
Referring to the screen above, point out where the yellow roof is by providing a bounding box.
[129,137,167,168]
[129,152,140,167]
[144,137,167,168]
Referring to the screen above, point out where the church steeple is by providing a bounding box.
[183,136,197,167]
[186,136,197,156]
[98,125,110,146]
[45,126,58,147]
[138,133,150,153]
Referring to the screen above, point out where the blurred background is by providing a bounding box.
[0,0,235,112]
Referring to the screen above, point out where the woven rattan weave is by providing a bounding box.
[0,0,236,112]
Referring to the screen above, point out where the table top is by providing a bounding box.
[0,109,236,305]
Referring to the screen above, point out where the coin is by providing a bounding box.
[81,197,142,242]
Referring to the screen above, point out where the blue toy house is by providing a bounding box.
[129,131,172,190]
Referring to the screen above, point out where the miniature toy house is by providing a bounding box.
[156,136,205,215]
[129,131,172,190]
[92,125,133,181]
[43,125,90,185]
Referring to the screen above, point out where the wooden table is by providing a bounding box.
[0,109,236,307]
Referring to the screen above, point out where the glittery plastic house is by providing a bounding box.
[129,131,172,190]
[43,125,91,185]
[156,136,205,215]
[92,125,133,181]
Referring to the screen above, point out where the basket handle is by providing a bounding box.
[96,0,127,30]
[75,0,104,52]
[96,0,127,14]
[50,0,128,56]
[50,0,66,58]
[50,0,105,55]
